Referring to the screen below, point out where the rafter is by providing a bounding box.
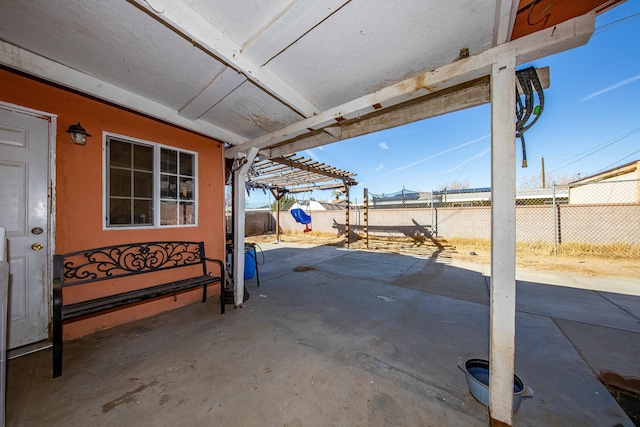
[494,0,518,45]
[129,0,320,118]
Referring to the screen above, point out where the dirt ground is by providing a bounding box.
[246,233,639,280]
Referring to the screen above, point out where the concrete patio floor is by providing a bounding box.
[6,242,640,426]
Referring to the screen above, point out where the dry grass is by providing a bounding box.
[247,232,639,279]
[441,237,640,259]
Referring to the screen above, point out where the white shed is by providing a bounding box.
[569,160,639,204]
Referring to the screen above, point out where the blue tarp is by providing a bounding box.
[290,208,311,224]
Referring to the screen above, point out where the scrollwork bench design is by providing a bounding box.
[52,241,224,378]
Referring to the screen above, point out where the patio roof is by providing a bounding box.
[0,1,621,160]
[246,154,357,195]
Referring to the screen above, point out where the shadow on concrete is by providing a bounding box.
[6,244,639,426]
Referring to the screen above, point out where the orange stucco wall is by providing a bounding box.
[0,67,226,340]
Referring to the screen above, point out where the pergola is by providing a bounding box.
[0,1,624,423]
[236,153,358,243]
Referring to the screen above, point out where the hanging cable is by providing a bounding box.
[515,67,545,168]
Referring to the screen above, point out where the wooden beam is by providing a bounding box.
[286,182,350,193]
[268,157,357,183]
[268,68,549,157]
[227,12,593,157]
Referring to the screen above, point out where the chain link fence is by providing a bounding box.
[239,179,639,258]
[360,180,640,258]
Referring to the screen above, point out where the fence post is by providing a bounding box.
[552,181,557,256]
[430,190,434,235]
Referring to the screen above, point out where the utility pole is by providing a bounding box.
[541,156,546,188]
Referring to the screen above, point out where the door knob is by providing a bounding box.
[31,242,44,251]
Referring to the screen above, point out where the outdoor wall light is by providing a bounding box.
[66,123,91,145]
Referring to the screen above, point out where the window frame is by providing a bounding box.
[103,132,198,230]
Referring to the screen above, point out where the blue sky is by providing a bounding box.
[248,3,640,207]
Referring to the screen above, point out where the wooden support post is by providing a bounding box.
[232,148,258,308]
[364,188,369,249]
[270,189,286,243]
[345,183,350,248]
[276,197,280,242]
[489,50,517,426]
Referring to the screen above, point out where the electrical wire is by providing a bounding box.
[592,146,640,175]
[516,125,640,185]
[540,126,640,178]
[594,10,640,35]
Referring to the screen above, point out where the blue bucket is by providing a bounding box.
[244,247,256,280]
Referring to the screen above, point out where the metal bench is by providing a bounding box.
[52,241,224,378]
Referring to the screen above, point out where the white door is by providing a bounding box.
[0,107,50,349]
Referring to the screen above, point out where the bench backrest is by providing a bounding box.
[54,241,207,287]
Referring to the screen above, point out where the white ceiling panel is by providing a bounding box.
[267,0,495,110]
[0,0,225,110]
[186,0,293,47]
[199,81,304,140]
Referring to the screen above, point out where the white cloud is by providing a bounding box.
[304,149,319,161]
[379,142,389,150]
[375,164,384,172]
[443,147,491,173]
[580,74,640,103]
[385,134,489,175]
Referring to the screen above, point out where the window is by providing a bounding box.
[105,135,197,228]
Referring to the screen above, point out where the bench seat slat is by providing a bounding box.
[61,275,221,320]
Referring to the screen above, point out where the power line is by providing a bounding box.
[594,10,640,35]
[592,146,640,174]
[516,125,640,184]
[544,126,640,176]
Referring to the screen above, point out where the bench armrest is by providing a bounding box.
[203,257,225,315]
[202,257,224,278]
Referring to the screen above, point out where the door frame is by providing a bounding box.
[0,101,57,344]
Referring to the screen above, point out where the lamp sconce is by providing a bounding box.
[66,123,91,145]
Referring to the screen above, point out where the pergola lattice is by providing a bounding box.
[244,153,358,242]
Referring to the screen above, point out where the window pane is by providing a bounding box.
[161,149,177,173]
[133,144,153,171]
[109,140,131,168]
[134,200,153,225]
[160,201,177,225]
[161,175,177,199]
[110,169,131,197]
[179,178,193,200]
[180,152,194,176]
[109,198,131,225]
[134,171,153,198]
[179,202,194,225]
